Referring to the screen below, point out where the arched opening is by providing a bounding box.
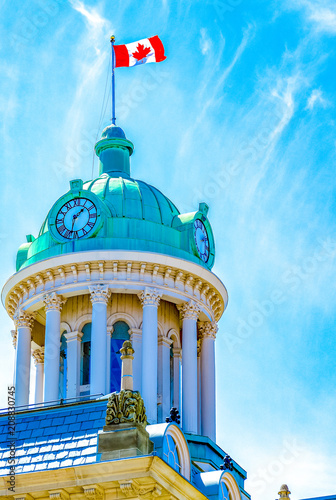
[59,331,67,400]
[170,344,174,408]
[80,322,91,395]
[110,321,130,393]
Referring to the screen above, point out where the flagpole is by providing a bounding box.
[110,35,116,125]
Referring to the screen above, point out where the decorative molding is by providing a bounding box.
[118,480,162,499]
[105,390,147,426]
[48,490,70,500]
[198,321,218,339]
[177,300,200,321]
[32,347,45,365]
[13,309,35,330]
[89,284,111,304]
[158,336,173,348]
[43,292,66,312]
[138,287,162,308]
[4,255,227,323]
[82,485,104,500]
[14,495,33,500]
[11,330,17,349]
[64,330,83,343]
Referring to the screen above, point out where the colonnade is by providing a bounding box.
[13,286,218,441]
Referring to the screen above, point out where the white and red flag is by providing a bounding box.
[113,36,166,68]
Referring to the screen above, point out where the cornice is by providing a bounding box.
[3,252,227,323]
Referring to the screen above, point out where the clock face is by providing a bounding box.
[55,198,98,239]
[194,219,209,262]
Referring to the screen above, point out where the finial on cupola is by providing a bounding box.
[278,485,291,499]
[94,124,134,178]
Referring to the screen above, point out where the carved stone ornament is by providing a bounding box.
[11,330,17,349]
[13,309,35,330]
[138,287,162,308]
[32,347,45,365]
[82,485,104,500]
[43,292,66,312]
[118,481,162,499]
[89,284,111,304]
[105,390,147,426]
[198,321,218,339]
[177,300,200,321]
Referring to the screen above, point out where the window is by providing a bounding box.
[80,323,91,388]
[163,434,181,473]
[219,481,230,500]
[110,321,130,393]
[59,331,67,399]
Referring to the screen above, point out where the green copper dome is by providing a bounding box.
[16,126,215,271]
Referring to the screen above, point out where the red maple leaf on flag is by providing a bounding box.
[132,43,151,61]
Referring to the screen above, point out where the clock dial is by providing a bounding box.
[194,219,209,262]
[55,198,97,239]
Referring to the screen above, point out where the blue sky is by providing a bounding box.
[1,0,336,498]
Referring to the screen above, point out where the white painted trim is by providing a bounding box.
[222,472,241,500]
[74,314,92,333]
[107,311,138,330]
[165,423,191,481]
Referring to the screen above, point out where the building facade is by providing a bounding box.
[0,124,250,500]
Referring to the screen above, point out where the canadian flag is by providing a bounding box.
[113,36,166,68]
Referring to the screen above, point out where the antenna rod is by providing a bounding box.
[110,36,116,125]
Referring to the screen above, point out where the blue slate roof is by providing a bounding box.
[0,399,107,476]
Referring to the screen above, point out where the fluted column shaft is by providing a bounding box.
[158,336,173,422]
[172,347,181,411]
[138,287,162,424]
[179,301,200,434]
[89,285,111,396]
[32,348,44,404]
[199,321,218,442]
[65,331,83,399]
[43,292,65,403]
[129,328,142,393]
[14,311,34,407]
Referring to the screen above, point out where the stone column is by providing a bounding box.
[199,321,218,442]
[14,310,34,407]
[43,292,65,403]
[178,300,200,434]
[172,347,181,411]
[64,331,83,399]
[197,339,202,435]
[11,330,17,384]
[89,285,111,397]
[120,341,135,390]
[158,336,173,422]
[106,327,112,394]
[32,347,44,404]
[129,328,142,393]
[138,287,162,424]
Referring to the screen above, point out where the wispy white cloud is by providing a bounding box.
[69,0,107,30]
[281,0,336,35]
[200,28,212,55]
[306,88,330,110]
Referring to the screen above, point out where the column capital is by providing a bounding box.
[43,292,66,312]
[138,287,162,308]
[32,347,45,365]
[129,328,142,340]
[11,330,17,349]
[177,300,200,321]
[172,347,182,359]
[158,336,173,348]
[89,284,111,304]
[14,309,35,330]
[198,321,218,339]
[64,331,83,342]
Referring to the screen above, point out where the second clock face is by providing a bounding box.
[55,198,97,239]
[194,219,210,262]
